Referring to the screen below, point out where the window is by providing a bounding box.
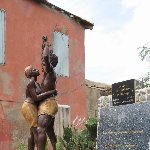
[0,9,6,64]
[53,31,69,77]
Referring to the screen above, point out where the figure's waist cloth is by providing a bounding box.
[38,97,58,116]
[21,99,38,128]
[21,97,58,128]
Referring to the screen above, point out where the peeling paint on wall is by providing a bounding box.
[0,72,14,96]
[19,74,28,101]
[73,61,84,73]
[14,0,34,17]
[0,102,4,120]
[0,102,11,150]
[0,100,28,149]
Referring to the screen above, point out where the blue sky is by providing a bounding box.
[49,0,150,84]
[94,0,133,31]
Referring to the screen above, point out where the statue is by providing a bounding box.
[21,65,57,150]
[36,36,58,150]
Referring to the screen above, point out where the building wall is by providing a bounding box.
[85,79,112,118]
[0,0,86,149]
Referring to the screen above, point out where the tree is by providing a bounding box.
[138,43,150,87]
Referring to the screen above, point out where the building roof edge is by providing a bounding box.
[35,0,94,30]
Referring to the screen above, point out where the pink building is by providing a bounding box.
[0,0,93,149]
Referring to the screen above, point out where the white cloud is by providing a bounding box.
[85,0,150,83]
[48,0,150,84]
[122,0,142,8]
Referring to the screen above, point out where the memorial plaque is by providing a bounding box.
[97,102,150,150]
[112,79,143,106]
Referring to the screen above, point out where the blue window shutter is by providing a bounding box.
[0,9,6,64]
[53,32,69,77]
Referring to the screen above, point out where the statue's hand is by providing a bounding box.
[42,35,48,42]
[53,89,58,96]
[50,89,58,96]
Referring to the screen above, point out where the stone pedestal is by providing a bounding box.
[97,102,150,150]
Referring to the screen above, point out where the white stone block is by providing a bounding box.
[139,89,147,95]
[146,88,150,94]
[135,92,140,102]
[147,94,150,101]
[139,95,147,102]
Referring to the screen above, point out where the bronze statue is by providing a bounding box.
[21,65,57,150]
[36,36,58,150]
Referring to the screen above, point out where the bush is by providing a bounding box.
[18,143,27,150]
[56,117,97,150]
[18,141,48,150]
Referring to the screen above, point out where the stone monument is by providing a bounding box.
[97,79,150,150]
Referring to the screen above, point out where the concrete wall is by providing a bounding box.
[0,0,86,149]
[85,79,111,118]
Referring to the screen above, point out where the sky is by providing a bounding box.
[49,0,150,84]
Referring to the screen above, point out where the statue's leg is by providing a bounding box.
[37,114,49,150]
[31,127,38,147]
[28,128,35,150]
[46,117,57,150]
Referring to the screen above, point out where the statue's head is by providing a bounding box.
[24,65,40,78]
[50,53,58,68]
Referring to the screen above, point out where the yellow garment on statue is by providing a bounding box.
[21,100,38,128]
[38,97,58,116]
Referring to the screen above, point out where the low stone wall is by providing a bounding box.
[85,79,111,117]
[98,88,150,109]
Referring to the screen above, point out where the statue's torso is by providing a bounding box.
[41,71,56,92]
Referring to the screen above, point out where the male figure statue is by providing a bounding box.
[37,36,58,150]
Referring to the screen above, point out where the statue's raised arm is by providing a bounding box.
[41,35,58,92]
